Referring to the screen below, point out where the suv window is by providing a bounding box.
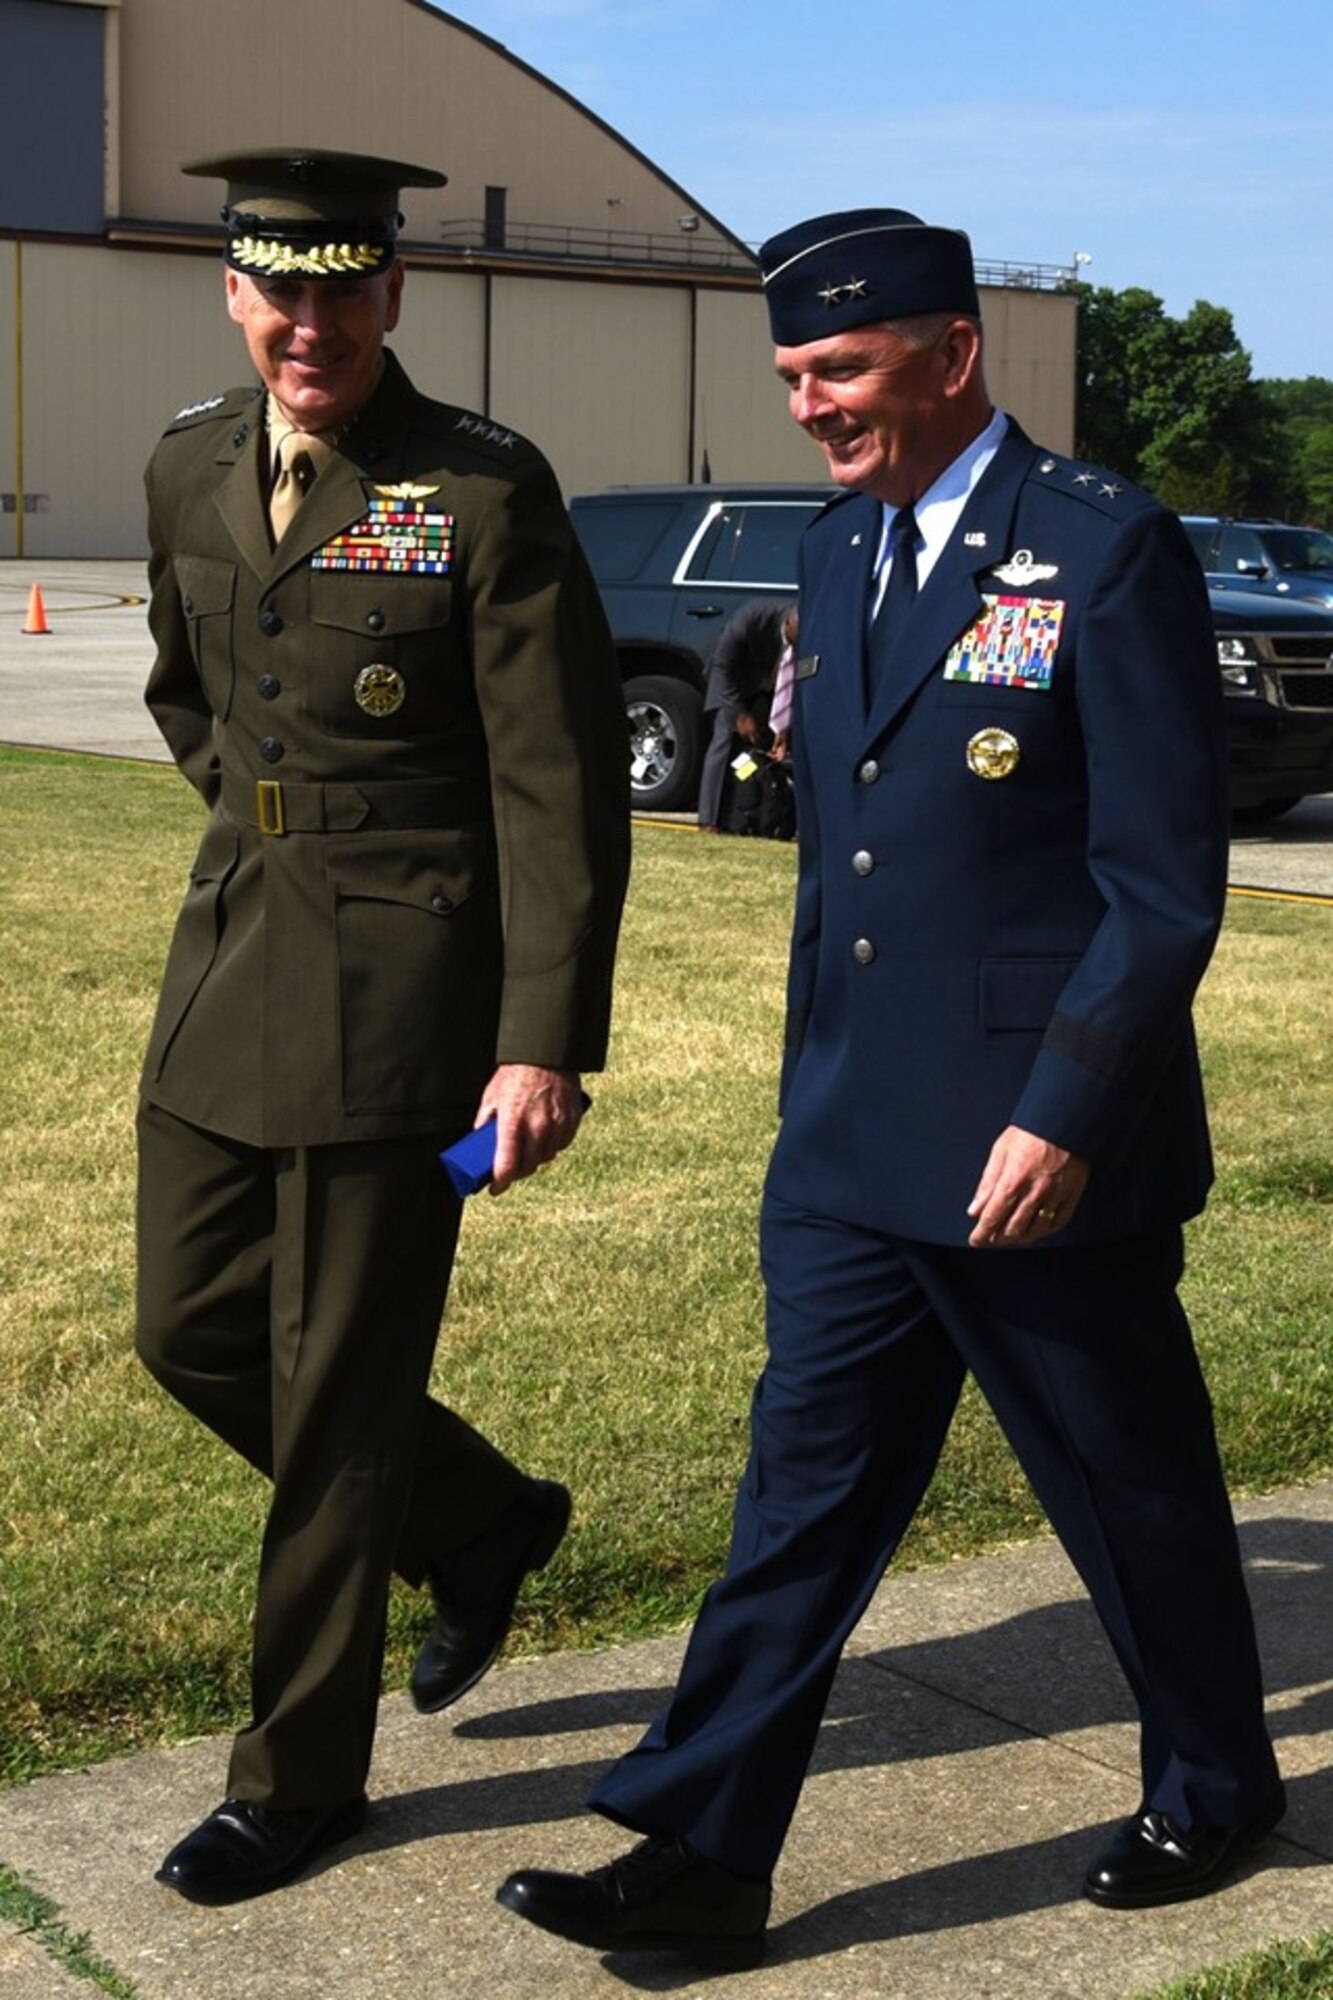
[683,502,822,588]
[1263,527,1333,575]
[1218,526,1270,575]
[730,503,823,585]
[1182,523,1216,568]
[571,500,680,581]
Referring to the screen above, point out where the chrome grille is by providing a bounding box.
[1268,635,1333,668]
[1278,672,1333,710]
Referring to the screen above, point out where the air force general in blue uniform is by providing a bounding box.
[498,208,1284,1967]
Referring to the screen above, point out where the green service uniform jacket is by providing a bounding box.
[141,350,630,1147]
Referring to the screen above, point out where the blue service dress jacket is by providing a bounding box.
[766,419,1229,1247]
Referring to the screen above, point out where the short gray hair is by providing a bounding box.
[887,311,982,348]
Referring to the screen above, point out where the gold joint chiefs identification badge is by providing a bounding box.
[354,664,407,717]
[967,727,1021,780]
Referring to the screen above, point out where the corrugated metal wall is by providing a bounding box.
[0,0,1076,555]
[0,245,1076,556]
[984,289,1079,457]
[489,277,693,493]
[113,0,744,254]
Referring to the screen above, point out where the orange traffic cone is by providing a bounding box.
[22,583,50,635]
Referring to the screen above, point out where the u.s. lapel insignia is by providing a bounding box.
[964,531,987,548]
[373,482,441,502]
[989,548,1059,586]
[795,654,821,681]
[967,728,1021,780]
[354,665,407,717]
[944,594,1065,690]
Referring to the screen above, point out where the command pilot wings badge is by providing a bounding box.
[373,482,441,502]
[989,548,1060,587]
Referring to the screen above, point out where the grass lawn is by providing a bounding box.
[1132,1932,1333,2000]
[2,745,1331,1997]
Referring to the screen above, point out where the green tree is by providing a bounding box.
[1297,424,1333,523]
[1264,376,1333,430]
[1071,283,1171,477]
[1258,378,1333,522]
[1072,284,1281,513]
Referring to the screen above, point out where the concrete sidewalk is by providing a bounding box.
[1,1483,1330,2000]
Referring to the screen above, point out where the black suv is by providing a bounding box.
[570,484,1333,818]
[1181,517,1333,612]
[570,486,827,811]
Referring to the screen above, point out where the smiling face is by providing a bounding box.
[774,316,987,508]
[225,262,404,432]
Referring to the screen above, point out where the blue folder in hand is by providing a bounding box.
[439,1093,593,1197]
[439,1120,498,1197]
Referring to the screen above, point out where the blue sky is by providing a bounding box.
[438,0,1332,383]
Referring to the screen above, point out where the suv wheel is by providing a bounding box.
[625,675,702,812]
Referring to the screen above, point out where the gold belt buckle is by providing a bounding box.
[256,779,285,835]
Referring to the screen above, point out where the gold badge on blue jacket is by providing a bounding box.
[944,594,1065,690]
[966,727,1021,780]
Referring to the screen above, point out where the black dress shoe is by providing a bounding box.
[497,1834,770,1969]
[155,1795,368,1904]
[1084,1786,1286,1909]
[410,1478,571,1713]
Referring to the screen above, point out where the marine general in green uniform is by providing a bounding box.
[134,148,630,1904]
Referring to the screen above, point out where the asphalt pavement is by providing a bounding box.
[3,561,1333,1999]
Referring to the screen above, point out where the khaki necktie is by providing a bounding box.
[268,430,331,543]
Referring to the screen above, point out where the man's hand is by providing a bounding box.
[966,1126,1090,1249]
[734,710,761,745]
[475,1065,585,1195]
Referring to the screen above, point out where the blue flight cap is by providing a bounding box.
[759,207,979,346]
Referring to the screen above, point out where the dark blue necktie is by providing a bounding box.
[882,503,920,616]
[867,504,919,700]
